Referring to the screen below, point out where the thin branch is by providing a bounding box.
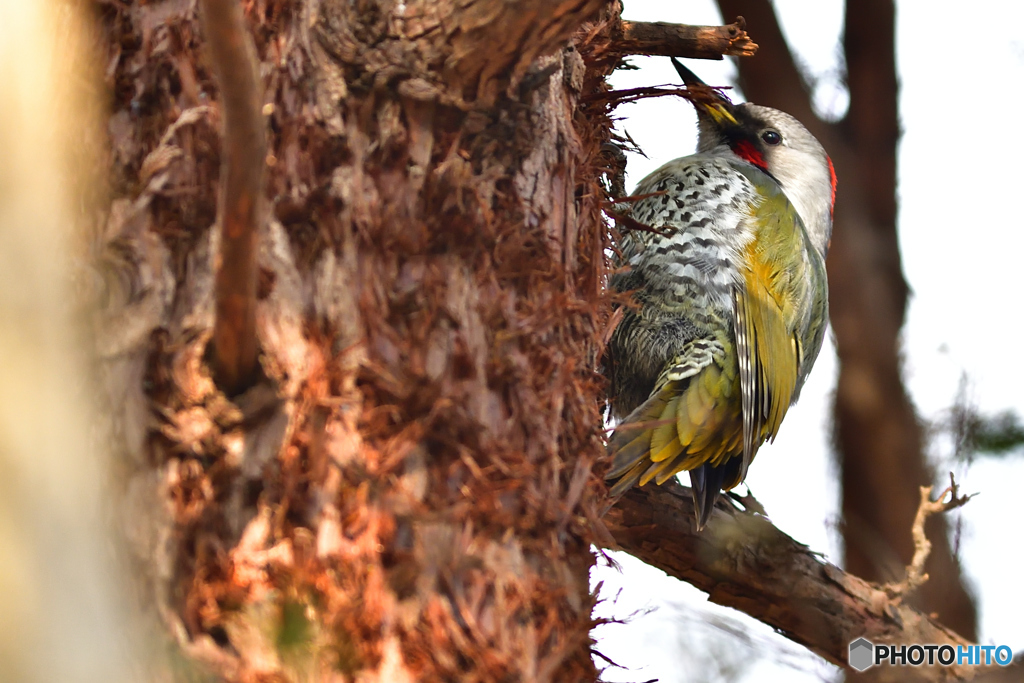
[611,16,758,59]
[583,82,734,112]
[604,479,981,680]
[201,0,266,395]
[885,474,975,600]
[582,84,688,108]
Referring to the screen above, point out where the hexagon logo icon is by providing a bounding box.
[849,637,875,672]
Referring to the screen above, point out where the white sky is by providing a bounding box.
[593,1,1024,681]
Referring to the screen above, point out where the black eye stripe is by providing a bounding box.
[761,130,782,145]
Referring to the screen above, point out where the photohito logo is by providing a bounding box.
[848,638,1014,671]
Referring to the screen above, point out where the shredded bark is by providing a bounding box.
[95,0,623,680]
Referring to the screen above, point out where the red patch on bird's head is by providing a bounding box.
[827,156,837,216]
[730,139,767,172]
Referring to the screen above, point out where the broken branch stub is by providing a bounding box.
[885,473,976,601]
[611,16,758,59]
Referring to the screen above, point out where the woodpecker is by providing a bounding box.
[605,59,835,529]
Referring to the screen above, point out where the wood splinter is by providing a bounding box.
[612,16,758,59]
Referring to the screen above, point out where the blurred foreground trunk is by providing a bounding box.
[0,3,136,682]
[94,0,617,679]
[717,0,977,673]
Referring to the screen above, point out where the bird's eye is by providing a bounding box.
[761,130,782,146]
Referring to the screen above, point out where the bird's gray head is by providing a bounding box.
[673,59,835,257]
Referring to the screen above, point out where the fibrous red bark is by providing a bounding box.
[96,0,618,679]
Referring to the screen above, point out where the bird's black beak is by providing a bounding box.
[671,57,738,128]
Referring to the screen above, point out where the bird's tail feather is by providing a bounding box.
[689,459,741,530]
[605,387,675,478]
[606,369,747,529]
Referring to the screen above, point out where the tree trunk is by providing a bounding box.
[95,0,617,679]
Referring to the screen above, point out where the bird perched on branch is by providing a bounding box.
[605,58,835,529]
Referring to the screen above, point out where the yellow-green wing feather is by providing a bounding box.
[734,180,817,481]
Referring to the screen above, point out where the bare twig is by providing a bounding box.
[583,81,734,112]
[583,84,689,108]
[605,479,980,678]
[602,190,669,207]
[200,0,266,395]
[885,473,975,600]
[603,208,673,238]
[611,16,758,59]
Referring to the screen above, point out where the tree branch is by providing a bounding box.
[885,474,975,600]
[604,479,981,680]
[611,16,758,59]
[201,0,266,395]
